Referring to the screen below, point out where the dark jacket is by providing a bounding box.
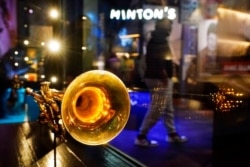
[144,28,173,80]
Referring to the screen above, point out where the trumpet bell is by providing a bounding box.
[61,70,130,145]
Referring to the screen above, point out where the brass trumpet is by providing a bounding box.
[26,70,131,145]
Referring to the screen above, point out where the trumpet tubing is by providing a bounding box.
[61,70,130,145]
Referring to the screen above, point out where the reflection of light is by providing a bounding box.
[50,76,58,83]
[130,53,139,57]
[86,12,96,23]
[41,75,45,79]
[41,42,45,46]
[24,40,29,45]
[28,9,33,14]
[218,7,250,20]
[81,46,87,50]
[93,61,105,70]
[48,40,61,53]
[49,8,59,19]
[24,57,29,61]
[24,74,28,79]
[119,34,140,39]
[210,87,244,112]
[116,52,130,58]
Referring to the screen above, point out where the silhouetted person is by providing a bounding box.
[134,18,187,147]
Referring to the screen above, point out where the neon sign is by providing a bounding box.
[110,7,177,20]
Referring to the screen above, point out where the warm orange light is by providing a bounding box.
[119,34,140,39]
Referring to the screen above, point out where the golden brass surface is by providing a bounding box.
[27,70,130,145]
[61,70,130,145]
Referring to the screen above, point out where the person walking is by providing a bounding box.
[134,18,187,147]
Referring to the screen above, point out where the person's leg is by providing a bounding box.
[162,78,176,133]
[138,91,163,135]
[135,79,167,146]
[163,79,187,143]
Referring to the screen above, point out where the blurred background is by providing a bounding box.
[3,0,250,91]
[1,0,250,166]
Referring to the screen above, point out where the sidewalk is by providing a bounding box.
[110,99,213,167]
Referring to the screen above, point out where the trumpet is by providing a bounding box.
[26,70,131,145]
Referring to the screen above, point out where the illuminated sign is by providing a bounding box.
[110,7,177,20]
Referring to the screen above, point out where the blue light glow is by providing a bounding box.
[118,28,133,47]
